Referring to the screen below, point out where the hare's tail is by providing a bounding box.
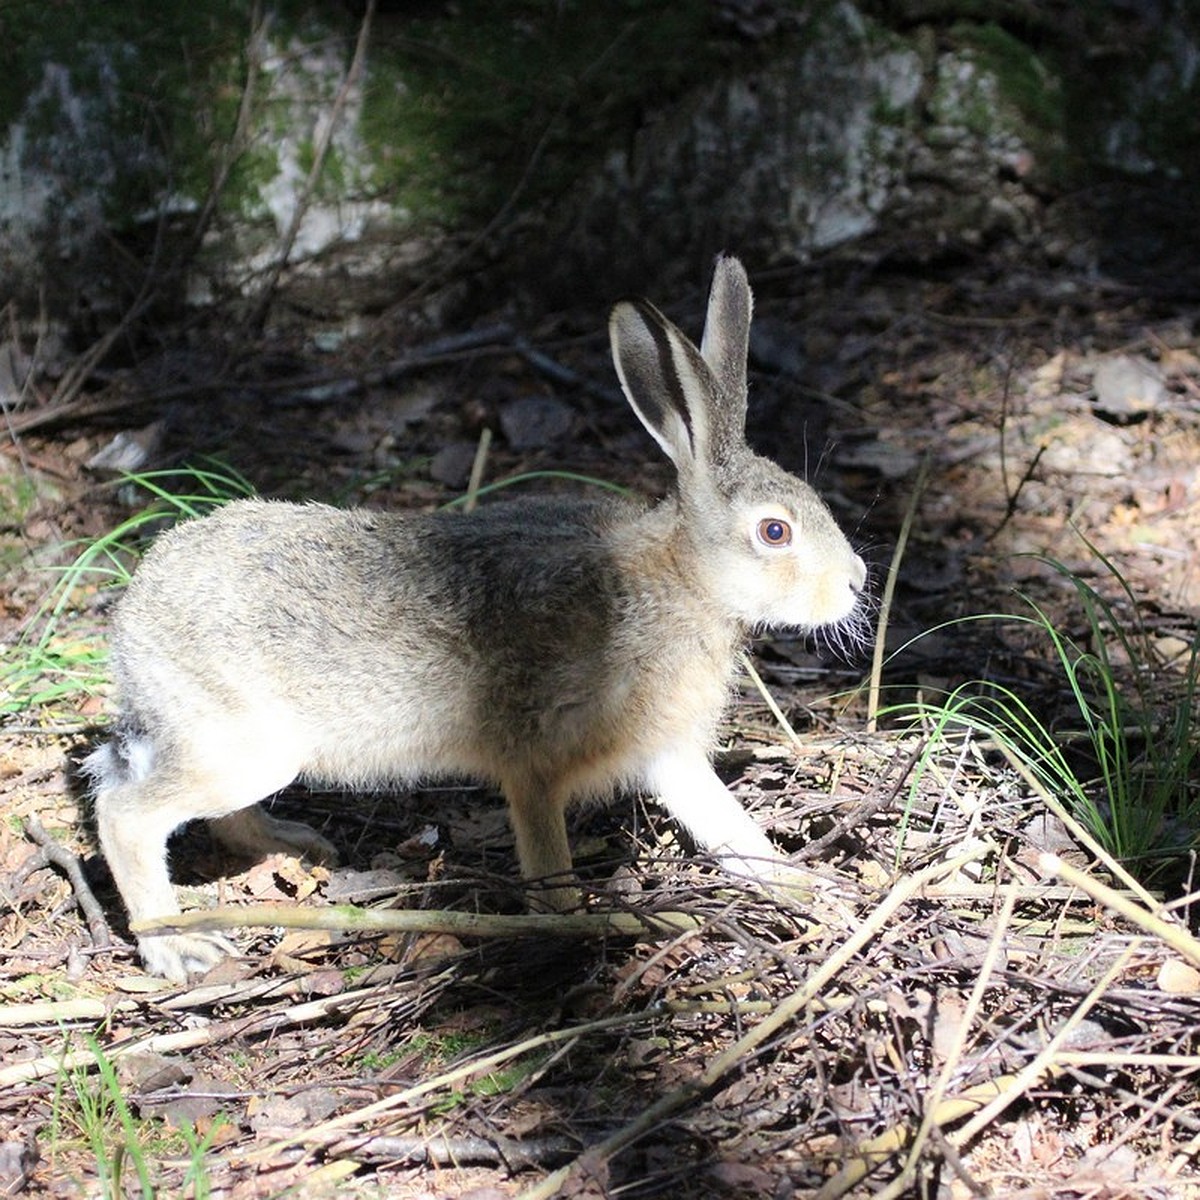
[83,723,156,794]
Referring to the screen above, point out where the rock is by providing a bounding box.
[3,3,1199,325]
[498,395,575,450]
[85,421,167,474]
[1092,355,1167,418]
[0,1137,38,1194]
[1041,425,1132,475]
[429,441,479,489]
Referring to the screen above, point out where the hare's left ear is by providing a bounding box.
[699,254,753,412]
[609,298,716,478]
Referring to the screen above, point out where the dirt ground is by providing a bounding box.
[3,243,1200,1197]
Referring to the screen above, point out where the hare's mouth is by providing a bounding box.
[802,578,867,629]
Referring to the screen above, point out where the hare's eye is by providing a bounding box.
[756,518,792,547]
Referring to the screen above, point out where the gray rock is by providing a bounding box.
[1092,355,1167,417]
[0,1137,37,1194]
[430,441,479,489]
[498,394,575,450]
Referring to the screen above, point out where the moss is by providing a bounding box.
[0,2,349,230]
[953,21,1062,138]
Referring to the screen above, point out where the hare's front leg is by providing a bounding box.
[645,748,848,918]
[502,775,581,912]
[643,747,777,876]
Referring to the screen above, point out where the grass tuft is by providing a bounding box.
[887,541,1200,884]
[49,1031,222,1198]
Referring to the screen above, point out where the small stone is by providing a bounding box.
[1158,958,1200,995]
[85,422,167,473]
[1092,355,1167,417]
[0,1137,38,1194]
[498,394,574,449]
[429,441,478,489]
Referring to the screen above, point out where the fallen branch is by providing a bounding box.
[259,323,516,405]
[0,965,415,1028]
[3,324,518,436]
[0,963,454,1088]
[513,336,620,404]
[133,903,703,942]
[0,997,140,1027]
[330,1131,578,1170]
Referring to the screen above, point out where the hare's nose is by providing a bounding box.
[849,554,867,594]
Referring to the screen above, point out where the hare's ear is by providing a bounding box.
[699,254,752,408]
[609,298,716,476]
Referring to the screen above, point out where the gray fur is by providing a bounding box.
[88,255,867,981]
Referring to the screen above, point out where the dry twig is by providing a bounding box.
[22,815,111,952]
[517,845,989,1200]
[867,455,931,731]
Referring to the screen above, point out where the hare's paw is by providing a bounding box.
[725,854,809,900]
[757,858,856,926]
[526,880,583,914]
[210,808,339,866]
[137,931,235,984]
[714,851,853,924]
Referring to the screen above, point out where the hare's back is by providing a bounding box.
[110,493,635,700]
[113,499,396,641]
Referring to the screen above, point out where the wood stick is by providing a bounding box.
[132,904,703,941]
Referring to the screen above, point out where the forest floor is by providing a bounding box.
[3,244,1200,1198]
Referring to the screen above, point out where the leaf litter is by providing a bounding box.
[2,251,1200,1197]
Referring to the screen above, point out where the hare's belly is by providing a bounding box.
[490,651,734,799]
[297,672,492,786]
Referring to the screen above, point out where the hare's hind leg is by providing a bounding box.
[92,732,305,982]
[502,774,580,912]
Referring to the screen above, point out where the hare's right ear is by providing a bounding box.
[699,254,752,404]
[609,298,716,478]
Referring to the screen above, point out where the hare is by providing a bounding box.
[87,255,867,982]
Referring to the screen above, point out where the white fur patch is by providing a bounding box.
[83,731,156,792]
[120,731,157,782]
